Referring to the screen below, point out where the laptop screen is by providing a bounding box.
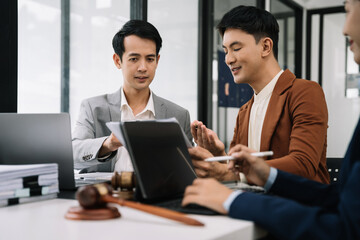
[0,113,76,190]
[119,121,196,201]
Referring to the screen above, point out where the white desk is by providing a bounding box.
[0,198,266,240]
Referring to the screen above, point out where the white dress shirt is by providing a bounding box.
[113,88,155,172]
[248,70,283,151]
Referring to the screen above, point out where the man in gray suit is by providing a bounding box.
[72,20,192,173]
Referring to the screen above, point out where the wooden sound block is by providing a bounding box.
[65,206,121,220]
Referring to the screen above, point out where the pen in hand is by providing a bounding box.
[204,151,273,162]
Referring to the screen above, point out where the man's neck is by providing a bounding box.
[249,61,281,94]
[123,87,150,115]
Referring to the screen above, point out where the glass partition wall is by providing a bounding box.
[18,0,130,128]
[307,7,360,157]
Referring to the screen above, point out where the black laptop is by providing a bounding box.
[0,113,109,191]
[107,120,218,215]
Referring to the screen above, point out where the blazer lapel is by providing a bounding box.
[239,98,253,146]
[107,89,122,121]
[153,93,167,119]
[260,70,295,151]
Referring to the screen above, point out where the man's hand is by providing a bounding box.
[182,178,233,214]
[189,147,238,181]
[190,120,225,156]
[228,144,271,187]
[98,133,122,157]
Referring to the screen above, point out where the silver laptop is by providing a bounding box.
[0,113,88,190]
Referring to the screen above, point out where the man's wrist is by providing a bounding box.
[97,152,112,161]
[220,169,240,181]
[223,190,242,213]
[99,137,114,157]
[213,149,226,157]
[263,167,278,192]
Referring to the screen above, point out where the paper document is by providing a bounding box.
[0,164,58,181]
[106,122,126,146]
[0,173,59,192]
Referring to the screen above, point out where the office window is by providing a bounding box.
[148,0,198,121]
[69,0,130,126]
[18,0,61,113]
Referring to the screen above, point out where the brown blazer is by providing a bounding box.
[230,70,330,184]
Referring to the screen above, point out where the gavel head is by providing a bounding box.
[76,183,113,209]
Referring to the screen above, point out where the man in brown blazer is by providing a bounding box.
[190,6,329,183]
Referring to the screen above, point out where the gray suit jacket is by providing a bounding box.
[72,89,192,172]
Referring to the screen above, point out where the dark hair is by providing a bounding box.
[112,20,162,61]
[217,5,279,60]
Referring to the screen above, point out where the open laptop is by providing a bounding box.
[107,120,218,215]
[0,113,108,190]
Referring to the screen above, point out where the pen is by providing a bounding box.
[205,151,273,162]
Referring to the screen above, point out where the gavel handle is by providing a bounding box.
[102,195,204,226]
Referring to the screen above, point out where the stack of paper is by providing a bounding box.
[0,164,59,207]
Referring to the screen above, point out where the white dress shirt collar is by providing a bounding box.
[120,87,156,117]
[253,70,284,103]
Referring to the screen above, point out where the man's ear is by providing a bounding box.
[261,37,273,58]
[113,53,122,69]
[156,54,160,65]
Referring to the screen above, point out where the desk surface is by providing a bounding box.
[0,198,266,240]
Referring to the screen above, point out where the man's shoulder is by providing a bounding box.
[290,78,323,95]
[285,78,326,108]
[293,78,321,88]
[83,94,108,103]
[81,90,120,106]
[153,94,188,113]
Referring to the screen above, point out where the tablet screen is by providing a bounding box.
[121,121,196,200]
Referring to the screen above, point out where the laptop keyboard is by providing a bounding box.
[155,198,219,215]
[154,182,264,216]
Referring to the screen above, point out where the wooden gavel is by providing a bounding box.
[111,171,136,191]
[75,183,204,226]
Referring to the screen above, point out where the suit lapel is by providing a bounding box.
[239,98,253,146]
[153,93,167,119]
[107,89,122,121]
[260,70,295,151]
